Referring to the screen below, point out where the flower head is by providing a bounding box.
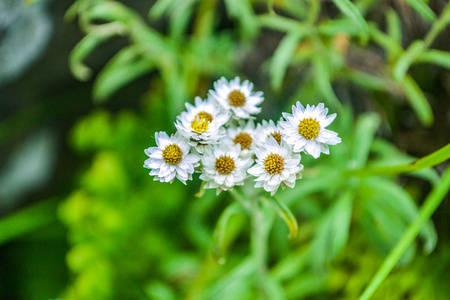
[248,137,303,196]
[254,119,284,147]
[222,120,256,157]
[199,144,253,194]
[209,77,264,119]
[144,132,200,184]
[175,97,230,153]
[279,102,341,158]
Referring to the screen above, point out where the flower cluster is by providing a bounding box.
[144,77,341,195]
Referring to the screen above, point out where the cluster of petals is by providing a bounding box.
[144,76,341,196]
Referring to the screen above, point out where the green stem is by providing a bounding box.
[424,3,450,47]
[251,196,268,299]
[359,165,450,300]
[347,143,450,177]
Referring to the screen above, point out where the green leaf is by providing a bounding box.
[386,9,402,44]
[169,0,197,39]
[268,196,298,239]
[0,198,58,245]
[148,0,178,19]
[369,23,403,59]
[392,40,426,81]
[224,0,258,39]
[69,31,115,81]
[269,32,305,90]
[417,49,450,69]
[258,14,309,33]
[366,178,437,254]
[318,19,362,37]
[348,143,450,177]
[351,113,381,169]
[331,0,370,42]
[310,191,353,270]
[360,165,450,300]
[93,47,154,102]
[312,55,343,113]
[404,0,437,22]
[212,202,246,264]
[401,74,433,126]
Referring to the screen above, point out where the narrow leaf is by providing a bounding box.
[312,55,343,113]
[269,32,304,90]
[417,49,450,69]
[404,0,437,22]
[148,0,178,19]
[212,202,246,264]
[392,40,426,81]
[258,15,309,33]
[360,165,450,300]
[401,74,433,126]
[331,0,370,42]
[269,196,298,239]
[386,9,402,44]
[351,113,381,169]
[319,19,362,37]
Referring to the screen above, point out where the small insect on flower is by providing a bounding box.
[222,120,256,157]
[199,144,253,195]
[144,132,200,184]
[175,97,230,153]
[279,102,341,158]
[209,77,264,120]
[253,119,284,147]
[248,137,303,196]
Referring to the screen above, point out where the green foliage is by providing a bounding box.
[4,0,450,299]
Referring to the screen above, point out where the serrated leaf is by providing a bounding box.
[401,74,433,126]
[331,0,370,42]
[269,32,305,90]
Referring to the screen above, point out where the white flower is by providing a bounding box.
[144,131,200,184]
[253,119,283,147]
[248,137,303,196]
[222,120,256,157]
[279,102,341,158]
[209,77,264,119]
[199,144,253,194]
[175,97,230,153]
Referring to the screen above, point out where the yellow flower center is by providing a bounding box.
[191,111,213,133]
[228,90,246,107]
[267,131,282,145]
[264,153,284,174]
[215,155,236,175]
[233,133,252,149]
[162,144,183,165]
[298,117,320,140]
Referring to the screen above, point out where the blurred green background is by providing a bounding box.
[0,0,449,299]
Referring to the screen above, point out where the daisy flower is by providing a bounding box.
[144,132,200,184]
[222,120,256,157]
[253,119,284,147]
[199,144,253,195]
[209,77,264,119]
[175,97,230,153]
[279,102,341,158]
[248,137,303,196]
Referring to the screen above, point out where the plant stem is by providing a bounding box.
[359,165,450,300]
[251,196,269,299]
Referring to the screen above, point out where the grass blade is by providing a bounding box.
[331,0,370,42]
[401,74,433,126]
